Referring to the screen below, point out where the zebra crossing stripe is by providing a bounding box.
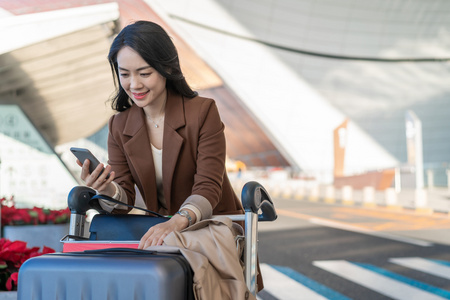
[390,257,450,280]
[313,260,448,300]
[353,262,450,299]
[270,265,351,300]
[430,259,450,267]
[260,264,329,300]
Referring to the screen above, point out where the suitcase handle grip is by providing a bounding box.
[83,248,156,255]
[241,181,277,222]
[68,186,97,215]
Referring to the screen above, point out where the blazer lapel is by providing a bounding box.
[122,105,159,212]
[162,91,185,211]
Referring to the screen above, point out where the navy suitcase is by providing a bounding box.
[18,249,194,300]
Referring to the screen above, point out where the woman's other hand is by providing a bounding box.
[76,159,116,196]
[138,211,194,249]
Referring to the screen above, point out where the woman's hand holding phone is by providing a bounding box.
[76,159,116,196]
[71,147,116,196]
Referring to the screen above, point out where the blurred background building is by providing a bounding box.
[0,0,449,208]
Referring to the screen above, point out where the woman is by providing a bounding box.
[77,20,244,249]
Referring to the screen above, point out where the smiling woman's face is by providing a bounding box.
[117,46,167,109]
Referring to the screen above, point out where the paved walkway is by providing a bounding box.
[259,195,450,247]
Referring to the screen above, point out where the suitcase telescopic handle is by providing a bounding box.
[237,181,277,295]
[241,181,277,222]
[67,186,97,239]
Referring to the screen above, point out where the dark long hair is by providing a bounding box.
[108,21,198,112]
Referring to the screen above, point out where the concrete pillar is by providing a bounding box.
[363,186,376,208]
[385,188,401,210]
[308,184,319,202]
[342,185,353,205]
[270,183,282,198]
[415,188,432,214]
[324,185,335,203]
[394,167,401,193]
[447,169,450,192]
[294,182,305,200]
[282,181,293,199]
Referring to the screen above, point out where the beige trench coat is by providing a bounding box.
[146,217,256,300]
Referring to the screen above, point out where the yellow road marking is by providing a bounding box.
[277,206,450,232]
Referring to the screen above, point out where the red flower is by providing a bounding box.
[1,197,70,226]
[5,272,18,291]
[41,246,56,255]
[0,197,61,291]
[0,238,54,291]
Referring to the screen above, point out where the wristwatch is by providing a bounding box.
[176,210,192,227]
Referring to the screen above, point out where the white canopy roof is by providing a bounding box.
[0,3,119,55]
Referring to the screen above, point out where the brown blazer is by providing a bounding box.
[107,91,244,216]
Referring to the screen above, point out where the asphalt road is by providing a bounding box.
[256,199,450,300]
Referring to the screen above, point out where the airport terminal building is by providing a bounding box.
[0,0,449,208]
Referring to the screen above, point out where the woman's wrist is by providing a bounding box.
[172,213,189,229]
[180,204,201,224]
[98,182,116,197]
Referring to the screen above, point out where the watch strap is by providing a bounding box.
[177,210,192,226]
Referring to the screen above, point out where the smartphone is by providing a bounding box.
[70,147,109,178]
